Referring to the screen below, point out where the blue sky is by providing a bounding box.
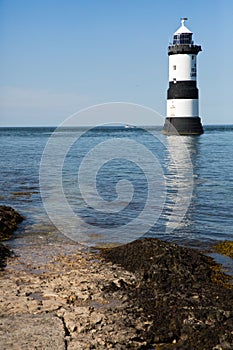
[0,0,232,126]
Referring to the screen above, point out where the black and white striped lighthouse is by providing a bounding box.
[163,18,204,135]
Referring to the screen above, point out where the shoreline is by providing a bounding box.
[0,206,233,349]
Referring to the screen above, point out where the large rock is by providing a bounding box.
[0,206,24,268]
[0,206,24,241]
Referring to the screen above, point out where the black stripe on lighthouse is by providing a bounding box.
[167,81,199,99]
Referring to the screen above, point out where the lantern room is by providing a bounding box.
[173,18,193,45]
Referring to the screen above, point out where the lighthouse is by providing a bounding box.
[162,18,204,135]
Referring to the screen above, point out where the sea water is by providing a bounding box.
[0,125,233,249]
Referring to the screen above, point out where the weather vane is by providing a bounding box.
[180,17,188,26]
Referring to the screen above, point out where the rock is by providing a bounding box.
[0,314,65,349]
[0,206,24,241]
[41,299,61,312]
[0,243,12,268]
[90,311,104,326]
[0,206,24,268]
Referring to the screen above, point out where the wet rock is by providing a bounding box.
[0,206,24,268]
[0,206,24,241]
[0,243,12,268]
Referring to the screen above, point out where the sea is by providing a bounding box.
[1,125,233,254]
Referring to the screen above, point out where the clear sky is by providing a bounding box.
[0,0,232,126]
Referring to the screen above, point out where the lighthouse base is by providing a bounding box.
[162,117,204,135]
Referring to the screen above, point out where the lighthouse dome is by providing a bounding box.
[173,18,193,45]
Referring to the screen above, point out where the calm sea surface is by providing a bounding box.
[1,125,233,249]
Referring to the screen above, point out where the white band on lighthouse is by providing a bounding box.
[167,99,198,118]
[169,54,197,82]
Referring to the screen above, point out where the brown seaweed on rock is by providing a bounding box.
[213,240,233,259]
[101,238,233,349]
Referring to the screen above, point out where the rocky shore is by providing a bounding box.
[0,206,232,349]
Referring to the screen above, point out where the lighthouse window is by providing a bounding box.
[173,33,192,45]
[173,65,176,70]
[173,35,178,44]
[192,55,194,60]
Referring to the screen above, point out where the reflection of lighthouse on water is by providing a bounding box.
[163,136,194,234]
[147,135,201,245]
